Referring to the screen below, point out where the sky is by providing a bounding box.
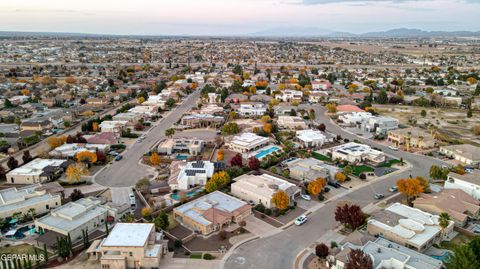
[0,0,479,35]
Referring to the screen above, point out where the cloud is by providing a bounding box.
[300,0,430,5]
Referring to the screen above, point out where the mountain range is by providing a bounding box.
[249,27,480,38]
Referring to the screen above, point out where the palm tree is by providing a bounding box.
[439,212,451,229]
[28,208,36,221]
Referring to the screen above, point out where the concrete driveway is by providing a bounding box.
[244,215,279,237]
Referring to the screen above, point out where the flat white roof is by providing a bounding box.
[7,158,66,177]
[102,223,153,247]
[296,129,326,142]
[231,132,269,147]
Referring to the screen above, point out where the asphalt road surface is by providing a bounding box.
[94,90,200,188]
[223,105,448,269]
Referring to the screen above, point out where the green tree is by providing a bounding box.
[421,110,427,117]
[439,212,451,229]
[377,89,388,104]
[154,211,170,230]
[446,244,480,269]
[165,128,175,138]
[221,122,240,135]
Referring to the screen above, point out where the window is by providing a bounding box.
[102,265,110,269]
[129,252,133,257]
[46,205,49,209]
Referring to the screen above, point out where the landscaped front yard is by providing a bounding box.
[378,159,402,168]
[350,165,375,176]
[312,152,332,162]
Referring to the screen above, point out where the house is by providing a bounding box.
[99,121,128,134]
[388,127,436,150]
[276,116,307,130]
[173,191,252,235]
[311,80,331,90]
[367,203,454,252]
[157,138,205,155]
[49,143,110,159]
[275,90,303,102]
[199,104,224,115]
[226,132,270,154]
[168,160,215,190]
[236,103,267,117]
[6,158,67,184]
[35,197,126,241]
[361,116,399,135]
[0,183,63,219]
[335,105,364,114]
[412,189,480,227]
[180,114,224,128]
[86,98,109,107]
[20,120,53,132]
[329,237,442,269]
[84,132,120,145]
[286,158,341,182]
[321,142,386,164]
[128,105,158,118]
[87,223,168,269]
[296,129,332,148]
[338,112,373,126]
[439,144,480,167]
[444,171,480,200]
[273,104,298,116]
[112,112,143,124]
[231,173,300,208]
[142,95,166,109]
[308,92,328,103]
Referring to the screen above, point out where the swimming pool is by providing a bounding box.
[255,146,281,159]
[431,252,451,262]
[171,188,203,200]
[176,155,189,160]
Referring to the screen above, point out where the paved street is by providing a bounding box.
[223,106,448,269]
[94,90,200,188]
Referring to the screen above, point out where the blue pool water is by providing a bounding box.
[171,188,203,200]
[431,252,451,262]
[255,146,281,159]
[176,155,189,160]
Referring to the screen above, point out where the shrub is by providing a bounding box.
[359,173,367,180]
[331,241,338,249]
[203,253,215,260]
[264,209,272,216]
[272,207,280,217]
[318,193,325,201]
[255,204,266,213]
[174,239,182,248]
[324,187,330,193]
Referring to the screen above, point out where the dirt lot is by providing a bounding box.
[375,105,480,145]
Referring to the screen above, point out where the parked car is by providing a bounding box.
[374,193,385,199]
[388,146,398,151]
[300,194,311,201]
[389,186,398,192]
[294,215,308,226]
[328,181,341,188]
[115,155,123,161]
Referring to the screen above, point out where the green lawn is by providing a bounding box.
[378,159,401,168]
[351,165,375,176]
[190,253,203,259]
[312,152,332,162]
[0,244,47,255]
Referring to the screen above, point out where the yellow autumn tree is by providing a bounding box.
[263,123,273,134]
[261,116,271,124]
[150,152,161,166]
[397,178,424,202]
[271,190,290,210]
[20,89,30,96]
[325,103,337,113]
[47,136,67,149]
[217,149,224,161]
[137,96,145,104]
[141,207,152,218]
[307,181,322,197]
[92,122,99,132]
[66,163,88,183]
[76,151,98,164]
[335,172,347,182]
